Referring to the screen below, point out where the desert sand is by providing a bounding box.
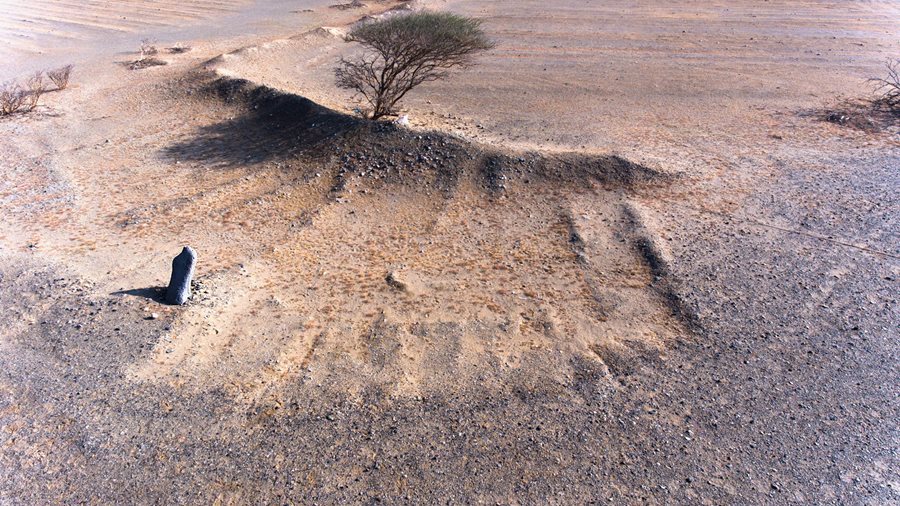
[0,0,898,503]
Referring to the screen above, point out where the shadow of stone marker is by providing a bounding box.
[166,246,196,305]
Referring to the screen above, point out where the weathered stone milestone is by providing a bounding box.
[166,246,196,305]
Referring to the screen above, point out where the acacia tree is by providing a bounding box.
[335,11,494,120]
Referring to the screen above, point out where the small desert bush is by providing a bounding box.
[47,64,73,90]
[23,71,45,111]
[168,43,191,54]
[0,66,76,117]
[0,82,26,116]
[129,39,166,69]
[869,58,900,112]
[140,38,159,59]
[0,72,47,117]
[330,0,365,10]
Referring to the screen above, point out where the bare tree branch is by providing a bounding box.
[868,58,900,112]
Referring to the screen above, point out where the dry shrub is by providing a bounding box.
[168,43,191,54]
[0,73,45,117]
[140,38,159,59]
[128,39,167,70]
[330,0,366,10]
[47,64,74,90]
[868,58,900,112]
[0,83,26,116]
[129,57,167,70]
[23,71,45,112]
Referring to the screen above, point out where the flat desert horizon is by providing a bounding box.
[1,0,898,503]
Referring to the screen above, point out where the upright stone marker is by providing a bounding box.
[166,246,196,305]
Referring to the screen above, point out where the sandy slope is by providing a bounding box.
[0,0,898,503]
[0,0,352,75]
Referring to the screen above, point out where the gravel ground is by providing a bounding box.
[0,0,898,503]
[1,130,896,504]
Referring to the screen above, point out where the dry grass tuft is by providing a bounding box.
[129,58,167,70]
[128,39,167,70]
[330,0,366,10]
[47,64,74,90]
[168,43,192,54]
[140,38,159,59]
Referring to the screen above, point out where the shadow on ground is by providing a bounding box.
[161,78,362,167]
[111,286,166,302]
[160,76,669,191]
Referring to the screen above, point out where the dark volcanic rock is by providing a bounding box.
[166,246,196,305]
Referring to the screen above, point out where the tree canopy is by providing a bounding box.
[335,11,495,120]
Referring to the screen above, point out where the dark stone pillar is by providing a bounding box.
[166,246,196,305]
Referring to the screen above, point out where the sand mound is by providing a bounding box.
[0,0,687,402]
[118,69,688,401]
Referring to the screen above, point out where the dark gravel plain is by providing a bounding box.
[1,0,898,502]
[1,133,897,504]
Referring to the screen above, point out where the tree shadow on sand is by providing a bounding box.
[160,76,669,193]
[160,78,363,168]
